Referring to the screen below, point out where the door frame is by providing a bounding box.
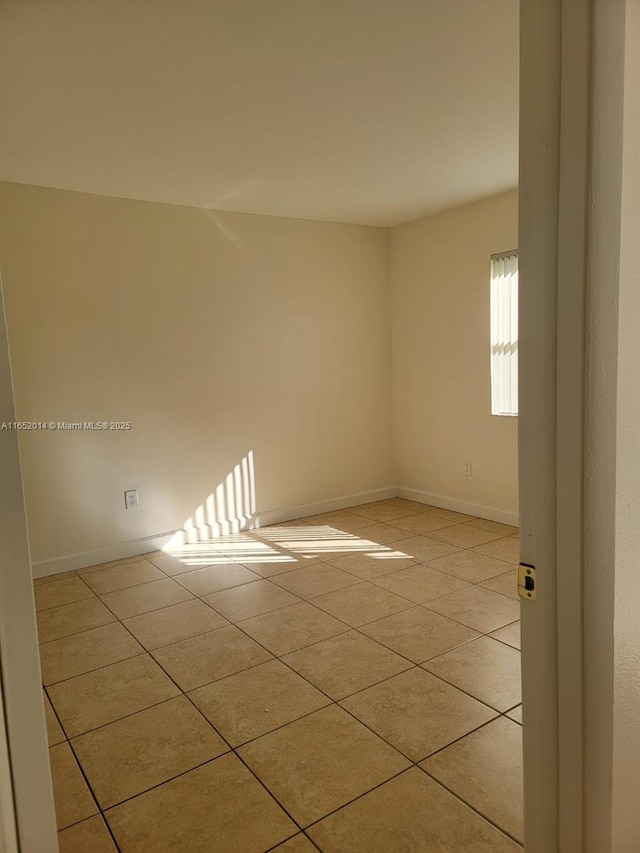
[0,273,58,852]
[519,0,591,850]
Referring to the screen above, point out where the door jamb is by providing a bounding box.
[519,1,591,850]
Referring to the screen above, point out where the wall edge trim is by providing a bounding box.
[396,486,519,527]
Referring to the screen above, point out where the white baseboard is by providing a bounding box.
[31,486,397,579]
[30,531,179,579]
[396,486,519,527]
[252,486,397,528]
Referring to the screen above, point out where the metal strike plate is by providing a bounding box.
[518,563,537,600]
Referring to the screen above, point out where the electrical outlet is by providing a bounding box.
[124,489,139,509]
[463,461,473,477]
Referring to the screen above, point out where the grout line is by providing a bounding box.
[95,592,198,621]
[43,685,70,744]
[300,765,413,831]
[418,765,524,848]
[35,591,96,613]
[79,573,170,596]
[99,813,123,853]
[263,830,324,853]
[416,669,518,715]
[97,753,233,816]
[413,715,504,763]
[56,739,122,852]
[42,650,146,689]
[37,616,118,647]
[57,691,190,740]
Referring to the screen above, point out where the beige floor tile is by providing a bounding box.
[473,537,520,564]
[291,513,354,530]
[428,508,476,523]
[37,597,116,644]
[316,512,378,533]
[359,606,479,663]
[44,692,66,745]
[373,564,469,604]
[152,625,272,691]
[213,530,285,553]
[258,531,377,561]
[99,578,194,619]
[106,753,296,852]
[174,563,261,596]
[426,550,514,583]
[238,602,348,656]
[202,579,301,622]
[422,636,521,712]
[238,705,409,826]
[349,502,422,523]
[425,586,520,633]
[48,654,180,737]
[428,524,506,548]
[481,568,519,599]
[205,538,285,561]
[385,498,428,513]
[310,581,413,627]
[189,659,330,746]
[328,552,415,580]
[356,522,414,545]
[421,717,524,842]
[84,554,148,571]
[465,519,519,536]
[239,556,317,578]
[58,815,118,853]
[271,835,317,852]
[122,599,227,649]
[72,695,228,808]
[34,575,94,612]
[389,513,457,535]
[491,620,521,650]
[506,705,523,724]
[308,767,519,853]
[40,622,144,685]
[147,551,223,575]
[341,668,496,761]
[283,631,413,700]
[34,570,78,586]
[396,536,462,562]
[79,561,164,594]
[271,563,359,599]
[49,742,98,830]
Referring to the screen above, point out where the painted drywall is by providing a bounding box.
[389,190,519,522]
[0,183,394,567]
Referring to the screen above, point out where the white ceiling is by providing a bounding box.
[0,1,519,227]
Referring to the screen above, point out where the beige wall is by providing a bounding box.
[0,183,395,567]
[389,190,519,522]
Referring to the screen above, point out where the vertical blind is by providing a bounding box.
[490,252,519,416]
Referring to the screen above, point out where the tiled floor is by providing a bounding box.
[35,498,523,852]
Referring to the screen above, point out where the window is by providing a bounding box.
[490,251,518,416]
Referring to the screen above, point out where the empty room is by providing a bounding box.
[0,1,525,851]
